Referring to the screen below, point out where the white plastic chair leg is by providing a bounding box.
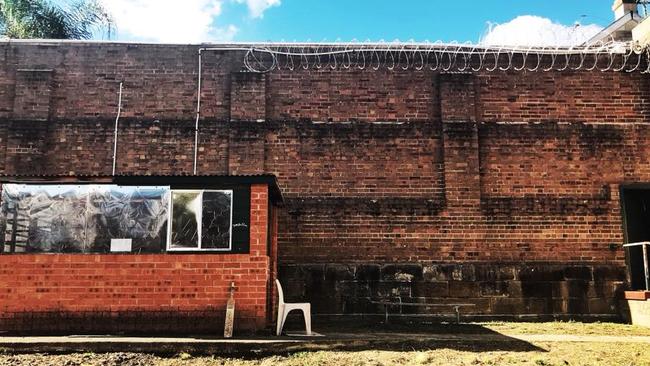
[276,307,286,335]
[303,307,312,335]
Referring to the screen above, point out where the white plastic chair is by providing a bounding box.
[275,279,312,336]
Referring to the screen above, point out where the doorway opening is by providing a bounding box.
[622,187,650,290]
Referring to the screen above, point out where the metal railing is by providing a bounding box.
[623,241,650,290]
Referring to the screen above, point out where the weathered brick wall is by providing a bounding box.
[1,42,649,322]
[2,43,250,121]
[13,69,53,120]
[3,43,648,124]
[479,71,650,124]
[0,183,272,334]
[266,68,439,122]
[231,72,266,121]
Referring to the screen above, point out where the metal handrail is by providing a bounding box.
[622,242,650,247]
[623,242,650,291]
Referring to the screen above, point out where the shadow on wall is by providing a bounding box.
[279,263,627,321]
[0,309,259,337]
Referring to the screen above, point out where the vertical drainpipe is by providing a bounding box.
[192,47,254,175]
[193,49,204,175]
[112,82,124,176]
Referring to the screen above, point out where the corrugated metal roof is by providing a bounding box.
[0,172,277,178]
[0,173,283,203]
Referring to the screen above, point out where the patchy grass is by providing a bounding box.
[481,321,650,336]
[316,320,650,338]
[1,322,650,365]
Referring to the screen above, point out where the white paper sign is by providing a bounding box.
[110,238,132,253]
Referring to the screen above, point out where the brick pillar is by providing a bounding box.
[442,122,481,208]
[0,124,7,174]
[250,184,269,257]
[440,73,478,123]
[5,121,48,175]
[13,69,53,121]
[250,184,270,329]
[440,73,481,210]
[230,72,266,122]
[227,124,266,175]
[268,204,279,324]
[227,72,267,175]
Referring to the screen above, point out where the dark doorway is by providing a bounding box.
[622,187,650,290]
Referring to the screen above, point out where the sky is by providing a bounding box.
[89,0,623,46]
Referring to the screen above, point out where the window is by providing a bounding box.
[167,190,233,251]
[0,184,249,254]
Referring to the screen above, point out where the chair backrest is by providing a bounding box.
[275,279,285,305]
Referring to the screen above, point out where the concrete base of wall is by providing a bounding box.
[625,291,650,327]
[307,313,623,325]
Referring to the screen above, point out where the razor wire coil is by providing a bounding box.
[221,40,650,73]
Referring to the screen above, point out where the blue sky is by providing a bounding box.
[91,0,620,44]
[230,1,613,42]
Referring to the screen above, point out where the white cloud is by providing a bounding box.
[480,15,603,47]
[235,0,280,18]
[99,0,238,43]
[212,24,239,41]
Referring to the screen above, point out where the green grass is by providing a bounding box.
[481,321,650,336]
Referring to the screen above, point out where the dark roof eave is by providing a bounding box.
[586,12,643,45]
[0,173,284,204]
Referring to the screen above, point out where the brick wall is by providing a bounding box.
[13,69,53,120]
[0,183,273,334]
[479,71,650,124]
[231,72,266,121]
[1,42,650,322]
[265,68,438,122]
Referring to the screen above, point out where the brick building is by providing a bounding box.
[0,39,648,333]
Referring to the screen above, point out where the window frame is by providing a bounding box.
[165,189,234,252]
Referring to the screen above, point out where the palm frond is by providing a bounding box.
[0,0,113,39]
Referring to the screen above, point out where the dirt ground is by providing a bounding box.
[1,344,648,366]
[1,322,650,366]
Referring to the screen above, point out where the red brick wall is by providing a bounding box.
[2,43,240,121]
[230,72,266,121]
[0,183,272,334]
[266,69,438,122]
[479,71,650,124]
[4,43,648,124]
[264,122,443,198]
[1,42,650,320]
[13,69,53,121]
[268,204,279,324]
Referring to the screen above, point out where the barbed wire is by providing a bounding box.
[216,40,650,73]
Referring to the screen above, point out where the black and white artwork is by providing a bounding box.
[201,191,232,249]
[0,184,169,253]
